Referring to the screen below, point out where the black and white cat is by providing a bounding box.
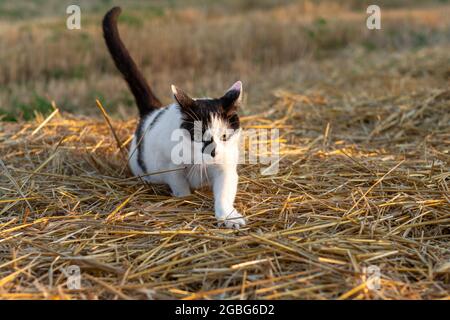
[103,7,245,228]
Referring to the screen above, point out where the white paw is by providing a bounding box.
[172,189,191,197]
[217,209,246,229]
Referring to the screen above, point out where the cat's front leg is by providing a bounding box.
[211,167,245,229]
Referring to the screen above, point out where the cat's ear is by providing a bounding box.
[221,81,243,115]
[171,85,195,109]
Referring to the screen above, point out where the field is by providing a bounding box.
[0,0,449,299]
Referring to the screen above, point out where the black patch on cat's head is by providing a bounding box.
[173,83,242,142]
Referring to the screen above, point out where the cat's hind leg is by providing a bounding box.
[165,172,191,197]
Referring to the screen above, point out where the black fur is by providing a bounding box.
[103,7,242,170]
[102,7,162,117]
[179,96,240,147]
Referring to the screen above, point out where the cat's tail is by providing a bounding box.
[102,7,162,117]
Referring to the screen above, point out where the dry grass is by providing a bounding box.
[0,0,449,301]
[0,83,448,299]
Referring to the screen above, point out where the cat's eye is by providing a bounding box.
[220,134,227,141]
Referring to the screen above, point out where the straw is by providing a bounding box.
[0,88,449,300]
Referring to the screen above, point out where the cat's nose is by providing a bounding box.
[202,140,216,158]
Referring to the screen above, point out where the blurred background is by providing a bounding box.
[0,0,449,120]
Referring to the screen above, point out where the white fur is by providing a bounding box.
[129,88,245,228]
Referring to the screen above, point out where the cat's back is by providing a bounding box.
[144,103,182,143]
[128,103,183,177]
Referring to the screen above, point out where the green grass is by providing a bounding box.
[0,94,53,122]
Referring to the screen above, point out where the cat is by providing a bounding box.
[102,7,245,228]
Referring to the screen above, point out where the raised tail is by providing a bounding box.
[102,7,162,117]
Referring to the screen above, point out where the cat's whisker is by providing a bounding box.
[186,164,196,180]
[203,164,210,185]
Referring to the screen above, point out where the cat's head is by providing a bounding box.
[172,81,243,164]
